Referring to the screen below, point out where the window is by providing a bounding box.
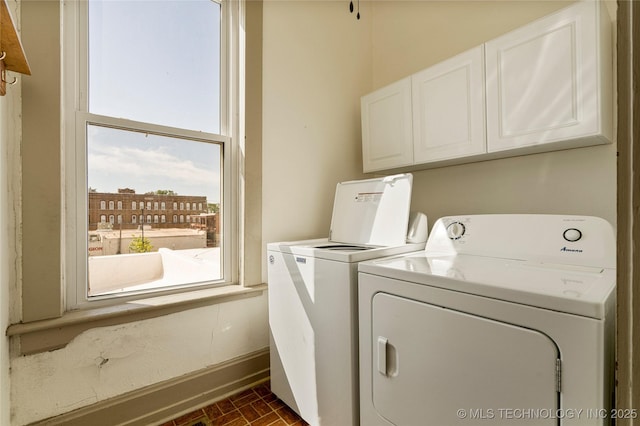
[100,215,106,223]
[161,202,166,210]
[64,0,239,309]
[199,203,203,211]
[117,201,122,210]
[109,215,115,224]
[100,200,106,209]
[186,202,191,211]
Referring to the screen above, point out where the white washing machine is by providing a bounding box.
[358,214,616,426]
[268,173,428,426]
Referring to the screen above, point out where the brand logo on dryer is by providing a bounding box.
[560,247,583,253]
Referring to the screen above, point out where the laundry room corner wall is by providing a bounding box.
[8,1,271,424]
[369,0,618,228]
[262,0,373,280]
[0,1,23,424]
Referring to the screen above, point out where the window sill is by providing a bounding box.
[6,284,267,355]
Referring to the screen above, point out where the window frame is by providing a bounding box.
[62,0,240,310]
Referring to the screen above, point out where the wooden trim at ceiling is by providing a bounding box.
[615,0,640,422]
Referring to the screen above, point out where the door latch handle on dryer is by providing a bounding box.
[377,336,388,376]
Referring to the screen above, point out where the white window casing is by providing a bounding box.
[62,0,241,310]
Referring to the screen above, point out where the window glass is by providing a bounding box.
[88,0,221,134]
[86,124,222,297]
[66,0,233,307]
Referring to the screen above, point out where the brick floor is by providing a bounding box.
[160,381,308,426]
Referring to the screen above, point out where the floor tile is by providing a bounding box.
[168,382,308,426]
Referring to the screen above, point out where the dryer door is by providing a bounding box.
[371,293,559,425]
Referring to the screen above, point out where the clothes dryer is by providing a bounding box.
[358,214,616,426]
[268,174,426,426]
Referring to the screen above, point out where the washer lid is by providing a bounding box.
[329,173,413,247]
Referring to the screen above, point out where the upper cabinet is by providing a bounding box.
[412,46,486,164]
[361,77,413,172]
[361,0,613,174]
[485,0,612,153]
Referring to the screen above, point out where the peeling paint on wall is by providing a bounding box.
[9,293,268,426]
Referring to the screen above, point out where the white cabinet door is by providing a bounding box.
[412,46,486,163]
[361,77,413,172]
[485,1,611,153]
[371,292,559,425]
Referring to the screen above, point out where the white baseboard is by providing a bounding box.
[30,348,270,426]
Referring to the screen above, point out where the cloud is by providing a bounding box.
[87,135,221,199]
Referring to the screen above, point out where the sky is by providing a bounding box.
[86,0,222,203]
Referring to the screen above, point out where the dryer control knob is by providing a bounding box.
[563,228,582,242]
[446,222,466,240]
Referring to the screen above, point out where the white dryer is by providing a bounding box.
[268,174,427,426]
[358,214,616,426]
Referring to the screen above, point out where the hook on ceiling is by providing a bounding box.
[349,0,360,20]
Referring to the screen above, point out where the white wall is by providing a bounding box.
[261,0,372,275]
[370,0,617,227]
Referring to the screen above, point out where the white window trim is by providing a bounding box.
[62,0,242,311]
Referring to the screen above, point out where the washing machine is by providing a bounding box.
[358,214,616,426]
[268,173,428,426]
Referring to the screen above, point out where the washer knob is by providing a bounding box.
[446,222,466,240]
[563,228,582,242]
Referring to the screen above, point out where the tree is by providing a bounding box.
[129,236,153,253]
[208,203,219,213]
[148,189,178,196]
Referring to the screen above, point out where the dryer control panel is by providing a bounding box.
[426,214,615,269]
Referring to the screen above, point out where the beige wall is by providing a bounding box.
[261,0,372,278]
[1,2,22,424]
[368,0,617,228]
[262,0,617,284]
